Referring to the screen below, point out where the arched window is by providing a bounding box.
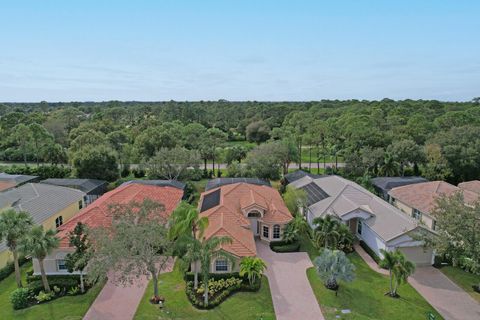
[273,225,281,239]
[248,210,261,218]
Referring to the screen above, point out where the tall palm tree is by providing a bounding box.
[380,152,400,176]
[239,257,267,286]
[379,249,416,297]
[198,236,234,306]
[0,209,33,288]
[312,216,341,249]
[168,201,209,240]
[20,225,59,293]
[181,235,202,289]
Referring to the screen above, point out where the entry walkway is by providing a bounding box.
[256,240,324,320]
[83,258,174,320]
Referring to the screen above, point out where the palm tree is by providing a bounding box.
[239,257,267,286]
[168,201,209,240]
[379,249,416,297]
[198,236,234,306]
[0,209,33,288]
[181,235,202,289]
[314,249,355,290]
[380,152,400,176]
[20,225,59,293]
[312,216,341,249]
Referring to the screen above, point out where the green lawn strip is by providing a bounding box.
[134,262,275,320]
[306,252,443,320]
[0,262,103,320]
[439,266,480,303]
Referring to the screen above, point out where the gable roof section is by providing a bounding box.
[56,183,184,247]
[458,180,480,195]
[290,175,427,242]
[198,183,293,257]
[389,181,478,214]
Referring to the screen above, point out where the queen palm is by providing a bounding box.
[168,201,209,240]
[239,257,267,286]
[198,236,234,306]
[312,216,341,249]
[0,209,33,288]
[20,225,59,293]
[181,236,202,289]
[379,249,416,297]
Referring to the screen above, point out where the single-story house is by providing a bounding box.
[41,178,108,205]
[197,181,293,273]
[388,181,478,231]
[0,173,39,192]
[33,181,184,275]
[458,180,480,195]
[0,183,86,268]
[370,176,428,201]
[283,170,323,185]
[288,173,436,266]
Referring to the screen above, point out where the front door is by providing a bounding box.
[250,218,259,236]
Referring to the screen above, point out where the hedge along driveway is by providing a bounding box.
[0,262,103,320]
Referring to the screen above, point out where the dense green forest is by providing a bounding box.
[1,99,479,184]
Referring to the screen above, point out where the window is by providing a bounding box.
[248,210,261,218]
[55,216,63,228]
[412,209,422,220]
[432,220,437,231]
[78,200,83,210]
[273,225,281,239]
[263,225,269,238]
[57,259,67,271]
[357,220,362,235]
[215,259,228,272]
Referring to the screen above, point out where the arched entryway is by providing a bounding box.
[248,210,261,236]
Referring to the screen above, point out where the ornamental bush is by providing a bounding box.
[10,288,31,310]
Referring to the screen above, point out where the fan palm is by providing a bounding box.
[168,201,209,240]
[314,249,355,290]
[239,257,267,286]
[0,209,33,288]
[20,225,59,293]
[198,236,234,306]
[312,216,341,249]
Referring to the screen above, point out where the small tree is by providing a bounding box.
[72,145,119,181]
[283,186,307,216]
[0,209,33,288]
[88,199,173,299]
[379,249,415,297]
[65,222,92,293]
[239,257,267,286]
[144,147,201,180]
[168,201,209,241]
[314,249,355,290]
[246,120,270,144]
[20,226,59,293]
[282,215,311,243]
[312,216,341,249]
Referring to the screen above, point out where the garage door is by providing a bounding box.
[399,246,433,266]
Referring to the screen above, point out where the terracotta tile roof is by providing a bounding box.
[389,181,478,215]
[199,183,293,257]
[56,183,183,247]
[458,180,480,194]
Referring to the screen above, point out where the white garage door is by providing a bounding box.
[399,246,433,266]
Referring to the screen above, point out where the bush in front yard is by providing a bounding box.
[269,240,300,253]
[10,288,32,310]
[0,256,28,282]
[359,241,381,264]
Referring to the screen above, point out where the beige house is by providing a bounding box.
[197,180,293,273]
[389,181,478,231]
[0,183,86,269]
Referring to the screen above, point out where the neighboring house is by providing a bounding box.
[388,181,478,231]
[41,178,108,205]
[205,177,271,191]
[0,173,39,192]
[288,173,435,266]
[370,176,428,201]
[458,180,480,195]
[283,170,323,185]
[33,181,184,275]
[0,183,86,269]
[197,181,293,273]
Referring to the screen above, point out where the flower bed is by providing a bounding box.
[185,276,261,309]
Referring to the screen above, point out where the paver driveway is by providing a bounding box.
[256,240,324,320]
[83,258,174,320]
[409,267,480,320]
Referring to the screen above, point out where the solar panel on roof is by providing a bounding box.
[301,182,329,206]
[200,189,221,212]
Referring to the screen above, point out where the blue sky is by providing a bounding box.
[1,1,479,102]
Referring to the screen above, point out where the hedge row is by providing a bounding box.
[0,165,71,180]
[184,271,243,282]
[269,240,300,253]
[359,240,381,264]
[0,256,28,282]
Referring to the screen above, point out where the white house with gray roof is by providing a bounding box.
[289,173,435,266]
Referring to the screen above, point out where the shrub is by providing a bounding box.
[35,291,55,303]
[28,278,79,295]
[10,288,31,310]
[132,167,145,178]
[0,165,71,180]
[269,240,300,253]
[68,286,80,295]
[359,241,381,265]
[0,256,28,282]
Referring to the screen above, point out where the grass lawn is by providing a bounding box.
[307,252,443,320]
[0,262,103,320]
[134,263,275,320]
[439,266,480,303]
